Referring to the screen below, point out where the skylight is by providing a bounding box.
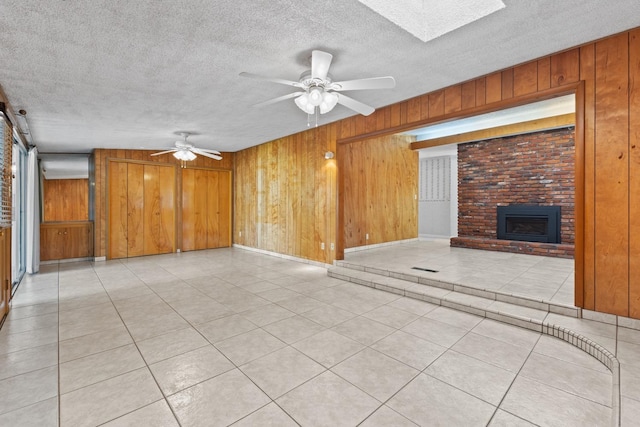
[358,0,506,43]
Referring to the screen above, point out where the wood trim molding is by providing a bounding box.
[337,83,582,145]
[410,113,575,150]
[574,81,586,308]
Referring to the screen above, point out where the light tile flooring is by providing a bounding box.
[0,246,635,426]
[345,239,575,306]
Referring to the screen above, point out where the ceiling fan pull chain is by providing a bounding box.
[307,113,311,127]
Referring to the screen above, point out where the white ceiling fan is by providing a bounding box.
[151,132,222,161]
[240,50,395,117]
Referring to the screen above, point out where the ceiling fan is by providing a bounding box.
[240,50,395,118]
[151,132,222,162]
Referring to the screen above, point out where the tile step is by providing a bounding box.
[332,261,580,318]
[328,266,578,328]
[327,263,620,427]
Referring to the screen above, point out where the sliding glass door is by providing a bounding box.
[12,139,27,290]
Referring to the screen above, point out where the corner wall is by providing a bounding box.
[233,27,640,318]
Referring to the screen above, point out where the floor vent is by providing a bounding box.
[411,267,439,273]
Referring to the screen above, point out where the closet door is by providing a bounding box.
[181,168,232,251]
[206,170,220,248]
[217,170,232,247]
[108,160,176,259]
[126,163,145,257]
[143,164,175,255]
[194,169,209,250]
[181,168,197,252]
[108,161,129,259]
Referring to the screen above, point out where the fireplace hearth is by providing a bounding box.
[497,205,561,243]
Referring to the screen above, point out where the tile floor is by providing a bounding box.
[345,239,575,306]
[0,246,634,426]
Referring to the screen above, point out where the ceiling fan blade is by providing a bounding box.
[330,76,396,91]
[311,50,333,80]
[150,149,177,156]
[254,92,305,108]
[191,148,222,160]
[239,72,302,88]
[194,147,222,155]
[336,93,375,116]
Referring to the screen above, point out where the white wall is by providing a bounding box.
[418,145,458,238]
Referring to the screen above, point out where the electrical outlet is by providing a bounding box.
[239,231,242,237]
[330,243,335,250]
[366,233,369,240]
[414,194,417,200]
[321,242,325,250]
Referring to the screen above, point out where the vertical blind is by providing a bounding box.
[0,114,12,228]
[419,156,451,202]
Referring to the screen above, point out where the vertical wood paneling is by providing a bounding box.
[428,90,445,118]
[407,98,421,123]
[580,44,596,309]
[107,161,128,259]
[513,61,538,97]
[42,179,89,221]
[629,29,640,318]
[594,34,629,315]
[538,57,551,90]
[419,95,430,120]
[149,27,640,319]
[444,86,462,114]
[475,77,486,107]
[501,69,514,100]
[461,81,476,110]
[551,48,580,87]
[390,103,402,127]
[342,135,417,249]
[486,72,502,103]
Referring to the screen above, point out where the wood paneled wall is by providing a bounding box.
[234,126,337,264]
[92,149,233,258]
[42,179,89,222]
[341,135,418,248]
[233,27,640,318]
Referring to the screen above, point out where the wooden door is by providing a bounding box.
[127,163,144,257]
[143,164,175,255]
[181,168,232,251]
[108,161,129,259]
[206,170,220,248]
[217,170,232,247]
[108,160,175,259]
[40,224,65,261]
[182,168,197,251]
[194,169,208,250]
[65,223,94,258]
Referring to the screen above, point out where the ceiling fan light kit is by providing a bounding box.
[173,149,197,161]
[240,50,395,122]
[151,132,222,165]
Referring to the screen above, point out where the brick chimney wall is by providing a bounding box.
[456,127,575,251]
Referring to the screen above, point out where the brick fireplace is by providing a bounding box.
[450,127,575,258]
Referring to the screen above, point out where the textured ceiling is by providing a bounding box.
[1,0,639,155]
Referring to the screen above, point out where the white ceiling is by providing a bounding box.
[1,0,639,155]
